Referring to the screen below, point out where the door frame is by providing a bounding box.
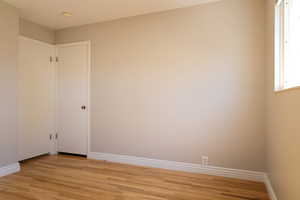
[55,41,91,155]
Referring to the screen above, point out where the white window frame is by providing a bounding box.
[274,0,300,91]
[275,0,287,91]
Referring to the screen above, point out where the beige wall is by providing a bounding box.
[265,0,300,199]
[56,0,266,171]
[20,19,55,44]
[0,0,19,167]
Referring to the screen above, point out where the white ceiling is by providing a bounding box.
[4,0,220,30]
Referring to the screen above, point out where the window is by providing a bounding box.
[275,0,300,91]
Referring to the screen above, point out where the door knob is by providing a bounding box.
[81,106,86,110]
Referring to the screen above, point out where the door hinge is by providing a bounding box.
[56,57,59,62]
[50,56,53,62]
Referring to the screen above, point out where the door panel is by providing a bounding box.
[18,37,55,160]
[57,42,89,155]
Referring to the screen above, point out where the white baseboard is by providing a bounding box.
[88,152,266,182]
[264,175,278,200]
[0,163,20,178]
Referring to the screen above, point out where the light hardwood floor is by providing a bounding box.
[0,155,270,200]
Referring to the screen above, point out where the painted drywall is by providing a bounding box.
[0,0,19,167]
[56,0,265,171]
[19,19,55,44]
[265,0,300,199]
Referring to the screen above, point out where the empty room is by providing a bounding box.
[0,0,299,199]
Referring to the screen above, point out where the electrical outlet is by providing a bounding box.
[202,156,208,166]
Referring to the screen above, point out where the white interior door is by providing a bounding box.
[18,37,56,161]
[57,42,90,155]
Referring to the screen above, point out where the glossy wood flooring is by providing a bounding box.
[0,155,270,200]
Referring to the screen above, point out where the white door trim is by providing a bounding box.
[55,41,91,155]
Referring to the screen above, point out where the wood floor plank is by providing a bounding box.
[0,155,270,200]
